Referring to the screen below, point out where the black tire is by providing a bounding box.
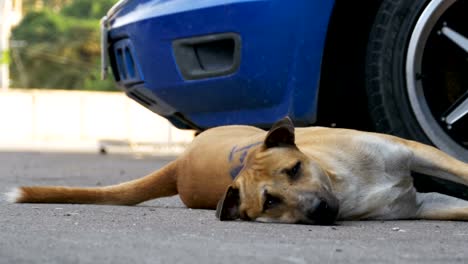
[366,0,428,142]
[366,0,468,197]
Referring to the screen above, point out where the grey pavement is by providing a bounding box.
[1,152,468,264]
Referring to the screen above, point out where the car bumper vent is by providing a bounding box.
[173,33,241,80]
[111,38,143,86]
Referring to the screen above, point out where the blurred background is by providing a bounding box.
[0,0,194,154]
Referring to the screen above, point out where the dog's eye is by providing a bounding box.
[263,193,282,211]
[285,161,301,180]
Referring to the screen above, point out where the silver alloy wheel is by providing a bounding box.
[406,0,468,160]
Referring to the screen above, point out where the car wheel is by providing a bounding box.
[366,0,468,162]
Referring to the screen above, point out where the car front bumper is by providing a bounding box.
[103,0,335,129]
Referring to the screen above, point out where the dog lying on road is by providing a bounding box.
[6,117,468,224]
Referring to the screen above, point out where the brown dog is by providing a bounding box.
[6,118,468,224]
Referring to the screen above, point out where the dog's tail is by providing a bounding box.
[5,161,178,205]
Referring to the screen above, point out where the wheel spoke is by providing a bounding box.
[440,26,468,53]
[443,91,468,127]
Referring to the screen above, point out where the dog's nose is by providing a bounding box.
[306,198,339,225]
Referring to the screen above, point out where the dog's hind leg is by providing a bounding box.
[402,140,468,186]
[416,192,468,221]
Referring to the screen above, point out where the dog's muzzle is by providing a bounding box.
[302,192,339,225]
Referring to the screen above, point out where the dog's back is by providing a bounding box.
[6,125,266,208]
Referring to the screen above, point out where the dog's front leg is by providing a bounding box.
[416,192,468,221]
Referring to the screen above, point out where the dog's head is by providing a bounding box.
[216,117,339,225]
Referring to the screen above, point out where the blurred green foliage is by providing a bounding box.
[9,0,118,90]
[62,0,117,19]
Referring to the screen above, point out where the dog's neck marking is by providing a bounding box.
[229,142,262,179]
[229,142,262,162]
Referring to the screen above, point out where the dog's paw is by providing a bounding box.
[4,187,22,203]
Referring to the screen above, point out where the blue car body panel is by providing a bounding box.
[106,0,336,129]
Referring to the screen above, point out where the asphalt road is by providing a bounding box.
[1,152,468,264]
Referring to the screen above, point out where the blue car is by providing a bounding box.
[101,0,467,163]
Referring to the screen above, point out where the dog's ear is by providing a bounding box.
[216,185,240,221]
[264,116,295,148]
